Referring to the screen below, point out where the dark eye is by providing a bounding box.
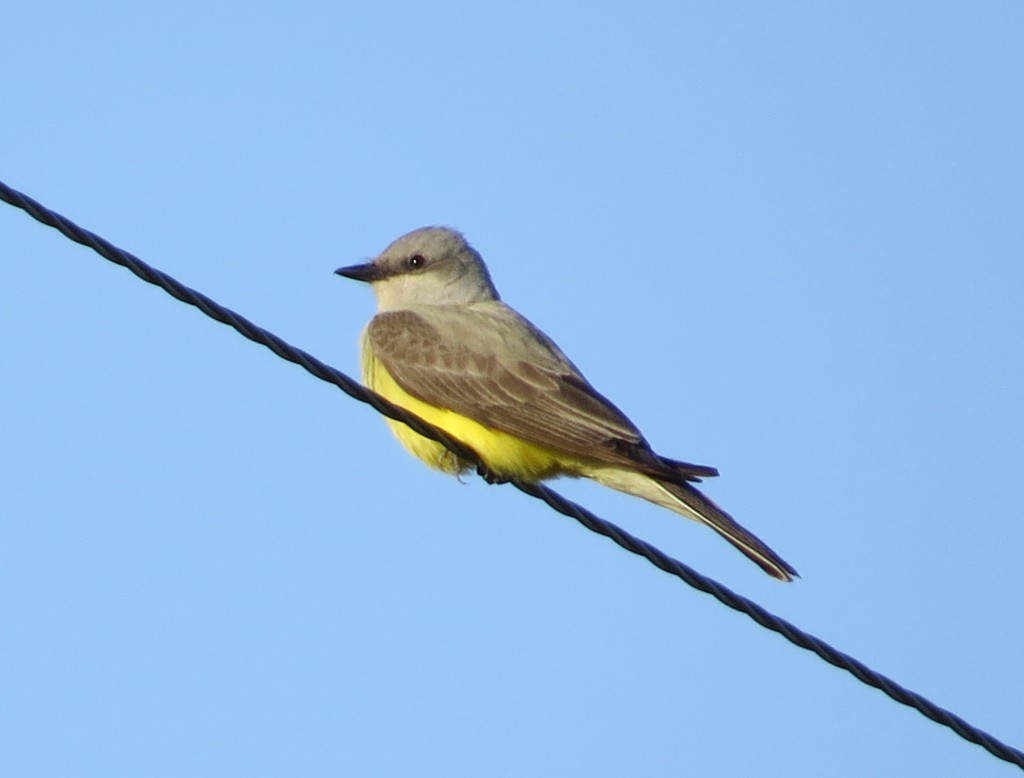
[408,254,426,269]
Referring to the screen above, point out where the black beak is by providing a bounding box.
[335,262,383,283]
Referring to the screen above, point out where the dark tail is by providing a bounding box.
[659,480,799,582]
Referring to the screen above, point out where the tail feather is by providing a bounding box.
[590,467,797,581]
[659,480,798,581]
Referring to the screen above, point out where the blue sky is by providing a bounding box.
[2,3,1023,776]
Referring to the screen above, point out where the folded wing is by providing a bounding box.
[367,306,717,482]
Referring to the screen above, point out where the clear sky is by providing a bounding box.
[2,3,1022,776]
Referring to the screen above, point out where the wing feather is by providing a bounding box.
[367,306,716,480]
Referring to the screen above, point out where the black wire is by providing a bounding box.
[3,178,1022,771]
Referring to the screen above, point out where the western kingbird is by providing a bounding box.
[336,227,797,581]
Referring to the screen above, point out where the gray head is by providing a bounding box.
[336,227,500,312]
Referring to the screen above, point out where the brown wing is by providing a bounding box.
[367,306,717,482]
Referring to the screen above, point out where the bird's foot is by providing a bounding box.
[476,463,511,485]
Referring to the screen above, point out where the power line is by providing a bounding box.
[3,178,1022,771]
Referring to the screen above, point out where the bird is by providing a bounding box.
[336,227,797,581]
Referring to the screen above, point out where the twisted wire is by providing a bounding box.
[2,179,1021,770]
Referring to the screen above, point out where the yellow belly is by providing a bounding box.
[363,339,574,481]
